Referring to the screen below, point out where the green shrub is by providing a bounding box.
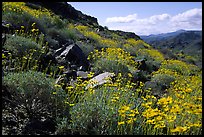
[2,10,35,31]
[61,84,144,135]
[2,70,70,135]
[92,58,130,75]
[47,28,77,42]
[151,73,175,87]
[161,59,201,76]
[4,34,41,57]
[144,73,175,97]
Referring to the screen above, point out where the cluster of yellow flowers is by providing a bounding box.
[76,25,119,47]
[138,48,165,63]
[89,48,138,70]
[3,2,53,19]
[126,39,151,49]
[118,105,139,125]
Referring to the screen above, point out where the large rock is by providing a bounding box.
[77,71,88,79]
[55,43,90,71]
[86,72,115,89]
[2,21,14,34]
[135,59,147,70]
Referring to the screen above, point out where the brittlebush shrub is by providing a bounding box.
[4,34,41,57]
[89,48,138,76]
[61,76,145,135]
[161,59,201,76]
[136,48,165,72]
[47,28,77,42]
[92,58,130,75]
[144,74,176,95]
[3,71,69,135]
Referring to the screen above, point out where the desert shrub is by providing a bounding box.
[137,48,165,63]
[76,41,95,57]
[58,28,77,41]
[75,25,89,32]
[84,31,102,43]
[126,39,151,49]
[4,34,41,57]
[151,74,175,87]
[145,60,161,72]
[2,70,69,135]
[131,70,150,83]
[60,77,146,135]
[136,48,165,72]
[144,73,176,95]
[89,48,138,76]
[51,15,67,29]
[47,28,77,42]
[2,2,68,34]
[100,38,118,47]
[2,10,36,31]
[92,58,130,75]
[161,59,201,76]
[159,48,177,60]
[90,48,137,68]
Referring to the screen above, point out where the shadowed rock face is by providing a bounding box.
[26,2,98,26]
[55,43,90,71]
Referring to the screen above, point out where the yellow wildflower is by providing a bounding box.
[69,103,75,107]
[118,121,125,126]
[31,22,36,27]
[170,126,188,133]
[59,66,64,69]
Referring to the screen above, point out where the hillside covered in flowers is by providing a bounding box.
[2,2,202,135]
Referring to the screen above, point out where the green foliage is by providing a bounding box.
[151,74,175,87]
[3,70,68,111]
[161,59,201,76]
[2,2,202,135]
[3,71,70,134]
[47,28,77,42]
[89,48,138,76]
[92,58,130,75]
[3,10,36,31]
[4,34,41,57]
[145,74,176,95]
[65,80,145,135]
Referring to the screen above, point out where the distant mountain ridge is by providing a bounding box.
[140,30,202,68]
[140,29,198,43]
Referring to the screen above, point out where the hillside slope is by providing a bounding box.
[2,2,202,135]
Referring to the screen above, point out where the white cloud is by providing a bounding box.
[105,8,202,35]
[170,8,202,29]
[150,14,171,23]
[105,14,137,23]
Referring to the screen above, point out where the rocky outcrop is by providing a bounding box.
[26,2,98,26]
[55,43,90,71]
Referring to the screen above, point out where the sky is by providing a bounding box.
[68,2,202,35]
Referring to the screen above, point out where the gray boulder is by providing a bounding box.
[55,43,90,71]
[77,71,88,79]
[86,72,115,89]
